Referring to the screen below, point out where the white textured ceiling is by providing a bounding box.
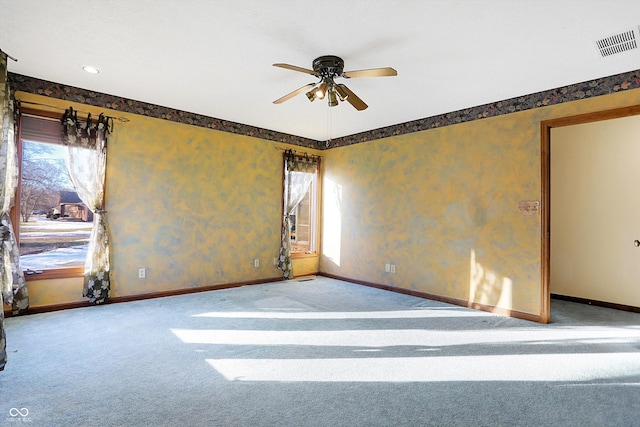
[1,0,640,141]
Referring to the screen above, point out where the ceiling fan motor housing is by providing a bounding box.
[313,55,345,78]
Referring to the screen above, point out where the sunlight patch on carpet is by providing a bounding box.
[206,353,640,383]
[192,309,491,319]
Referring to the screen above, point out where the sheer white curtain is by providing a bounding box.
[277,150,318,279]
[1,51,28,371]
[61,108,110,305]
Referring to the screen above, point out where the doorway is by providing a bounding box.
[541,106,640,322]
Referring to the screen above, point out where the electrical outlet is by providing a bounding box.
[254,259,260,268]
[138,268,146,279]
[390,264,396,274]
[274,257,278,266]
[385,263,390,272]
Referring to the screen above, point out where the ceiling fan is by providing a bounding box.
[272,55,397,111]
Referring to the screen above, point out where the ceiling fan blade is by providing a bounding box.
[273,63,317,76]
[343,67,397,78]
[337,84,368,111]
[273,83,316,104]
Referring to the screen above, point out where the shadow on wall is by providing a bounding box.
[322,177,343,268]
[469,249,513,310]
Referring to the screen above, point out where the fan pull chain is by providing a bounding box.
[326,107,333,148]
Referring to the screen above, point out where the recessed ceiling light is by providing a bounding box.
[82,65,100,74]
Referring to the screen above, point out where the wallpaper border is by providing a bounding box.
[330,69,640,148]
[9,69,640,150]
[8,73,319,149]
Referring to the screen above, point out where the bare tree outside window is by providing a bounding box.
[19,140,92,270]
[20,141,71,223]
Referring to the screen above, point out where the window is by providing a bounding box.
[284,153,320,256]
[15,113,91,277]
[290,180,316,253]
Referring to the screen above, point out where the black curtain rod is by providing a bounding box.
[18,100,129,123]
[275,146,322,158]
[0,49,18,62]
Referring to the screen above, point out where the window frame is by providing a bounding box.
[12,108,85,280]
[282,153,321,258]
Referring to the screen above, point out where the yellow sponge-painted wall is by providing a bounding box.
[13,92,320,309]
[321,88,640,318]
[107,113,284,297]
[23,277,83,308]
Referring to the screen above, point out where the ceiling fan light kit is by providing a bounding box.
[273,55,397,111]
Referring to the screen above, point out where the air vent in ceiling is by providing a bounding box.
[595,27,638,57]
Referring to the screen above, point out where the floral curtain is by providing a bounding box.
[61,107,111,305]
[1,51,29,371]
[277,150,318,279]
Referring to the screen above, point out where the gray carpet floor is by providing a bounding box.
[1,277,639,426]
